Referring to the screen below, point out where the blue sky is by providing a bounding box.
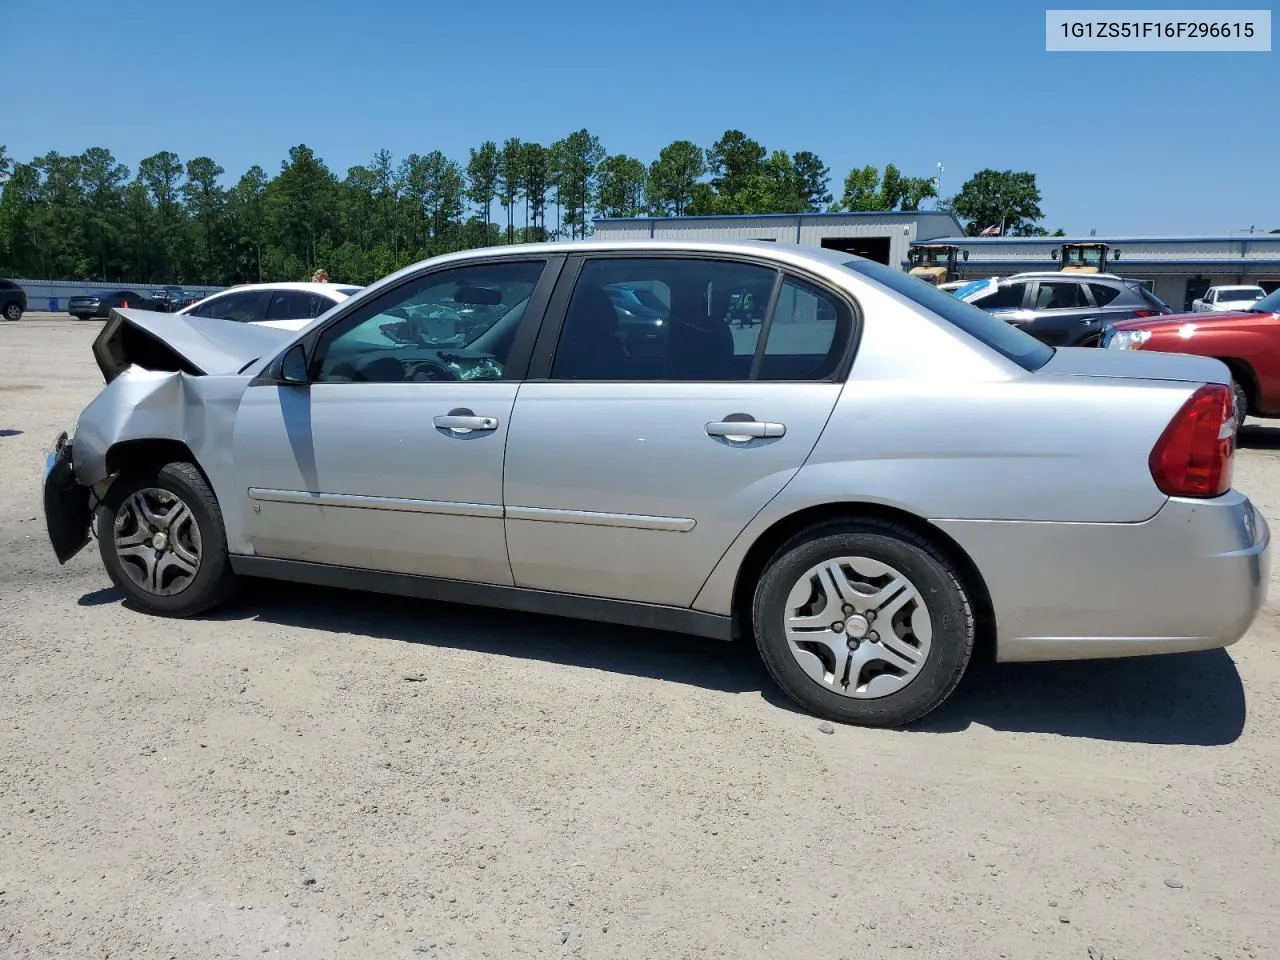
[6,0,1277,234]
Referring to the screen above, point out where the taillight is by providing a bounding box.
[1148,384,1235,498]
[1132,309,1157,318]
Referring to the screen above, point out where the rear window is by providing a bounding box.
[337,286,362,296]
[841,259,1054,372]
[1136,286,1171,311]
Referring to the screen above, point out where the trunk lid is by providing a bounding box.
[92,307,293,383]
[1037,345,1230,385]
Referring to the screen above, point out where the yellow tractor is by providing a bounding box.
[907,244,965,285]
[1055,241,1115,274]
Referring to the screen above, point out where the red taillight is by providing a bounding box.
[1132,309,1157,318]
[1148,384,1235,498]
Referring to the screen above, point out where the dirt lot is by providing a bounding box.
[2,319,1279,960]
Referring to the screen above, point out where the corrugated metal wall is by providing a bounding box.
[13,279,225,312]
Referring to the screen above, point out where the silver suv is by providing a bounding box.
[960,272,1172,346]
[42,241,1268,727]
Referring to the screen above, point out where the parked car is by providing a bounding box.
[67,290,164,320]
[1191,285,1267,313]
[177,282,362,331]
[42,241,1268,728]
[0,278,27,321]
[1103,285,1280,431]
[957,272,1173,346]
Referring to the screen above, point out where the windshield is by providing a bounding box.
[911,248,952,267]
[1063,246,1104,266]
[1248,288,1280,312]
[1220,288,1265,301]
[843,260,1053,371]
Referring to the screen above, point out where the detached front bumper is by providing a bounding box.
[43,432,93,564]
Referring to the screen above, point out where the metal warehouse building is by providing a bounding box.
[592,211,965,269]
[909,234,1280,313]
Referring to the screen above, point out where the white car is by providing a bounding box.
[1191,285,1267,313]
[180,282,362,331]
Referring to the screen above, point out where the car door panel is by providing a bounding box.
[233,381,516,583]
[503,382,841,605]
[502,256,852,607]
[229,257,556,585]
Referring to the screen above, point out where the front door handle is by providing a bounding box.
[433,409,498,435]
[706,419,786,442]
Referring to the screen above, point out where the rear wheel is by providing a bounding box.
[97,461,236,617]
[1232,379,1250,433]
[2,302,21,321]
[752,520,975,727]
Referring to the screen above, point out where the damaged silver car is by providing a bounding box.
[43,240,1271,727]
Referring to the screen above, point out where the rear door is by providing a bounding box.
[1026,278,1100,346]
[501,253,856,607]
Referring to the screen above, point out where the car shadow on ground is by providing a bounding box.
[82,581,1247,747]
[1239,423,1280,450]
[0,429,22,437]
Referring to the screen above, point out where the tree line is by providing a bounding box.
[0,135,1053,287]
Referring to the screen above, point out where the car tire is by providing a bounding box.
[751,519,975,727]
[3,302,21,321]
[97,461,237,618]
[1232,380,1250,433]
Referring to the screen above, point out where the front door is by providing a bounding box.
[502,255,855,607]
[1027,278,1100,346]
[231,258,554,584]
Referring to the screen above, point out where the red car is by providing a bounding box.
[1103,286,1280,430]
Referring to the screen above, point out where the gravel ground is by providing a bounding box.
[2,318,1279,960]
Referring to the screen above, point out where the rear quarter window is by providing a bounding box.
[841,260,1054,372]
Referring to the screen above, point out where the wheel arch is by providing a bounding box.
[1214,356,1258,414]
[104,438,211,486]
[729,502,997,662]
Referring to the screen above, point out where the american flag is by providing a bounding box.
[979,224,1001,236]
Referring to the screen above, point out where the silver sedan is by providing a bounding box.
[42,240,1270,727]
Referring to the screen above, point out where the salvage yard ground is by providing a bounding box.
[2,318,1279,960]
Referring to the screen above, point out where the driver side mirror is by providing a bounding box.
[280,344,309,384]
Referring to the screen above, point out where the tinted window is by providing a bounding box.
[762,278,848,379]
[1034,281,1089,310]
[312,260,545,383]
[841,259,1054,372]
[265,290,324,320]
[971,282,1027,310]
[550,257,778,382]
[1088,283,1121,307]
[198,290,272,323]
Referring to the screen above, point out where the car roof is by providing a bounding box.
[216,281,359,295]
[1005,271,1128,282]
[1210,284,1264,292]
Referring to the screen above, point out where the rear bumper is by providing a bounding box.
[935,490,1270,662]
[43,432,93,564]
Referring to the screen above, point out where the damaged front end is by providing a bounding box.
[43,431,93,563]
[41,307,292,564]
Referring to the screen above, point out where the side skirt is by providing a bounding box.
[229,555,735,641]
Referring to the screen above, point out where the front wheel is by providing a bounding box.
[3,303,21,321]
[752,520,975,727]
[97,461,236,617]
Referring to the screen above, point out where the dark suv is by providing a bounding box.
[1,279,27,321]
[958,272,1172,347]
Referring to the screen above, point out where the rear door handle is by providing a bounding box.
[706,420,786,442]
[433,411,498,434]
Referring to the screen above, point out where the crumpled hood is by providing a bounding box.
[93,307,294,382]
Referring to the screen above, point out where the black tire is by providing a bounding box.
[752,519,975,727]
[97,461,236,617]
[1231,379,1249,433]
[2,302,21,321]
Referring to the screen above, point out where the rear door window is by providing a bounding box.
[1033,281,1090,310]
[197,290,272,323]
[265,290,323,320]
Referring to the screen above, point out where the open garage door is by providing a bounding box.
[820,236,891,265]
